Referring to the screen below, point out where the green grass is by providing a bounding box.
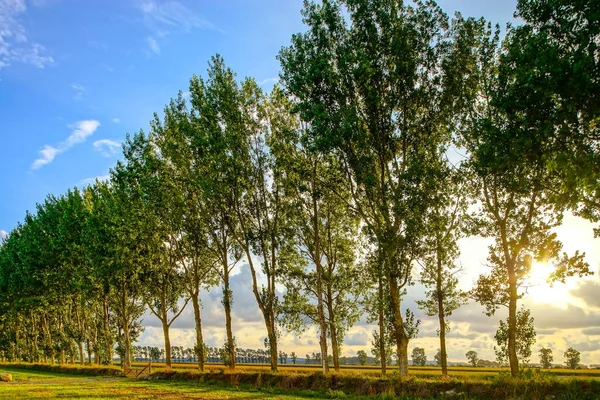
[1,364,599,400]
[0,367,325,399]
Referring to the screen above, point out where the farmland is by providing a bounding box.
[129,361,600,379]
[1,363,600,399]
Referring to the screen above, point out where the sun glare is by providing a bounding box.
[527,261,575,308]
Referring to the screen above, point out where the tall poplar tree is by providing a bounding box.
[279,0,467,375]
[188,55,244,369]
[462,20,591,377]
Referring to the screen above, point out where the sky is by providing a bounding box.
[1,0,599,366]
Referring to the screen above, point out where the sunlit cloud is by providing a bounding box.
[31,120,100,170]
[93,139,121,157]
[0,0,54,69]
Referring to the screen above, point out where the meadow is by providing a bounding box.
[130,361,600,379]
[1,363,599,399]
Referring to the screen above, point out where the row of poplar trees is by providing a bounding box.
[0,0,598,378]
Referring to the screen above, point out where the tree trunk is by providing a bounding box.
[123,322,131,369]
[162,318,172,369]
[222,262,236,370]
[312,163,329,374]
[86,339,92,365]
[436,256,448,376]
[78,342,84,366]
[267,317,278,373]
[329,319,340,372]
[103,297,112,365]
[389,276,409,376]
[121,282,131,369]
[326,294,340,372]
[191,292,205,371]
[378,272,387,375]
[508,263,519,377]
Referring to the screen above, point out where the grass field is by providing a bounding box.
[1,363,599,399]
[130,361,600,379]
[0,368,328,399]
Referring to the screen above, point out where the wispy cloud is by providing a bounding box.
[71,83,85,100]
[138,0,215,32]
[136,0,219,55]
[146,36,160,55]
[31,120,100,170]
[80,174,110,186]
[93,139,121,157]
[258,77,278,86]
[0,229,7,241]
[112,117,120,123]
[0,0,54,69]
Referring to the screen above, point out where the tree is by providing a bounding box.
[462,20,591,377]
[494,308,536,365]
[411,347,427,367]
[188,56,246,370]
[152,90,222,372]
[88,172,147,369]
[466,350,479,367]
[279,0,469,376]
[278,98,364,373]
[539,348,553,369]
[564,347,580,369]
[290,352,297,364]
[356,350,368,366]
[370,328,393,369]
[231,86,299,373]
[434,349,443,367]
[126,131,191,369]
[417,162,469,376]
[505,0,600,242]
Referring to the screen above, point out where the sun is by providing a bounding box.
[526,261,572,307]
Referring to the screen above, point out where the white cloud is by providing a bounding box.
[31,144,60,169]
[258,77,278,86]
[146,36,160,55]
[112,117,120,124]
[31,120,100,170]
[137,0,219,55]
[138,0,215,32]
[0,0,54,69]
[0,230,7,241]
[64,120,99,147]
[71,83,85,99]
[79,174,110,186]
[93,139,121,157]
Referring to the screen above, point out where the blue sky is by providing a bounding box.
[0,0,519,238]
[10,0,600,365]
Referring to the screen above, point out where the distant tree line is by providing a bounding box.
[132,345,293,365]
[0,0,597,379]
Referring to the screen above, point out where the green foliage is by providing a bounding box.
[0,0,597,383]
[411,347,427,367]
[356,350,367,366]
[466,351,479,367]
[564,347,580,369]
[539,348,553,369]
[494,308,536,366]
